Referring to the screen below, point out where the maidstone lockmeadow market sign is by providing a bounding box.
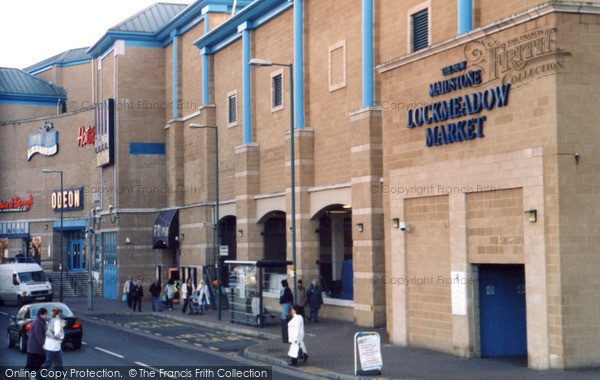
[407,61,511,147]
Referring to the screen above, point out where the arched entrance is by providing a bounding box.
[259,211,286,272]
[219,215,237,261]
[313,204,353,299]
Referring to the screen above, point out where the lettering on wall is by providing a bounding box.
[407,65,511,147]
[464,28,571,87]
[51,188,83,211]
[27,121,58,160]
[77,126,96,147]
[0,195,33,212]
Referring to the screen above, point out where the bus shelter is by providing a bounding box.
[224,260,292,327]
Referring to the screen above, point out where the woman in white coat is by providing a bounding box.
[196,279,211,314]
[287,305,308,366]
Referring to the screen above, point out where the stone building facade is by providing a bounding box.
[1,0,600,369]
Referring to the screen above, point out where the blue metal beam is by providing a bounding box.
[458,0,473,34]
[294,0,304,128]
[242,28,252,143]
[362,0,374,107]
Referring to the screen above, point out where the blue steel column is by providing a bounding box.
[202,53,210,105]
[293,0,304,128]
[243,28,252,143]
[458,0,473,34]
[172,31,179,119]
[362,0,374,108]
[202,14,210,105]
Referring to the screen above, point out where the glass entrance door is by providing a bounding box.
[66,231,86,271]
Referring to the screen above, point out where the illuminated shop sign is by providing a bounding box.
[95,99,114,167]
[77,126,96,147]
[0,195,33,212]
[27,121,58,160]
[407,63,511,147]
[51,188,83,211]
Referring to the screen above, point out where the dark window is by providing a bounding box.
[272,74,283,108]
[412,9,429,52]
[228,94,237,124]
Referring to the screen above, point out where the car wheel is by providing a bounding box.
[19,333,27,353]
[72,339,82,350]
[16,295,23,308]
[7,332,15,348]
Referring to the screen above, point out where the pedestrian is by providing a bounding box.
[181,278,194,314]
[149,278,163,312]
[307,279,323,322]
[132,280,144,312]
[287,305,308,366]
[279,279,293,318]
[26,307,47,379]
[165,278,176,310]
[296,279,307,319]
[196,279,211,314]
[124,276,134,308]
[40,307,64,373]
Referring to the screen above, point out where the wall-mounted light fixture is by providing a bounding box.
[238,230,243,237]
[356,223,364,233]
[524,209,537,223]
[44,224,49,230]
[125,237,131,245]
[391,218,400,228]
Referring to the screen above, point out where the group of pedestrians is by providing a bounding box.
[279,278,324,366]
[25,307,66,379]
[123,277,144,312]
[125,277,211,314]
[280,279,323,322]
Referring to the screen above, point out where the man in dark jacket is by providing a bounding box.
[307,280,323,322]
[26,307,47,378]
[132,280,144,312]
[125,276,135,308]
[296,280,307,319]
[279,279,293,317]
[149,278,163,312]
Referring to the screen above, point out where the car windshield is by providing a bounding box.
[17,271,47,284]
[29,304,74,318]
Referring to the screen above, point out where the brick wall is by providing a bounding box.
[554,11,600,368]
[405,195,453,352]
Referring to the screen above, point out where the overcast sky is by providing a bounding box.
[0,0,190,70]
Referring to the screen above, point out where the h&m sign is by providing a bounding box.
[51,188,84,211]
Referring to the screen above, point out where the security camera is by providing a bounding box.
[109,205,114,213]
[399,222,410,232]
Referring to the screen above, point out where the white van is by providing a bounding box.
[0,263,53,306]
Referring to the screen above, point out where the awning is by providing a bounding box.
[53,219,86,231]
[152,209,179,249]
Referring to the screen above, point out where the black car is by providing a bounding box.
[6,302,83,353]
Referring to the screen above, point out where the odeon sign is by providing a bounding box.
[407,61,511,147]
[51,188,84,211]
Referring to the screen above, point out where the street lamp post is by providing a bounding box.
[249,58,297,305]
[86,205,99,310]
[189,124,221,320]
[42,169,64,302]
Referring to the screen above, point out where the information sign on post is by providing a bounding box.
[219,245,229,256]
[354,332,383,376]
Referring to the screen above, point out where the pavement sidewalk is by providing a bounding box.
[64,297,600,380]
